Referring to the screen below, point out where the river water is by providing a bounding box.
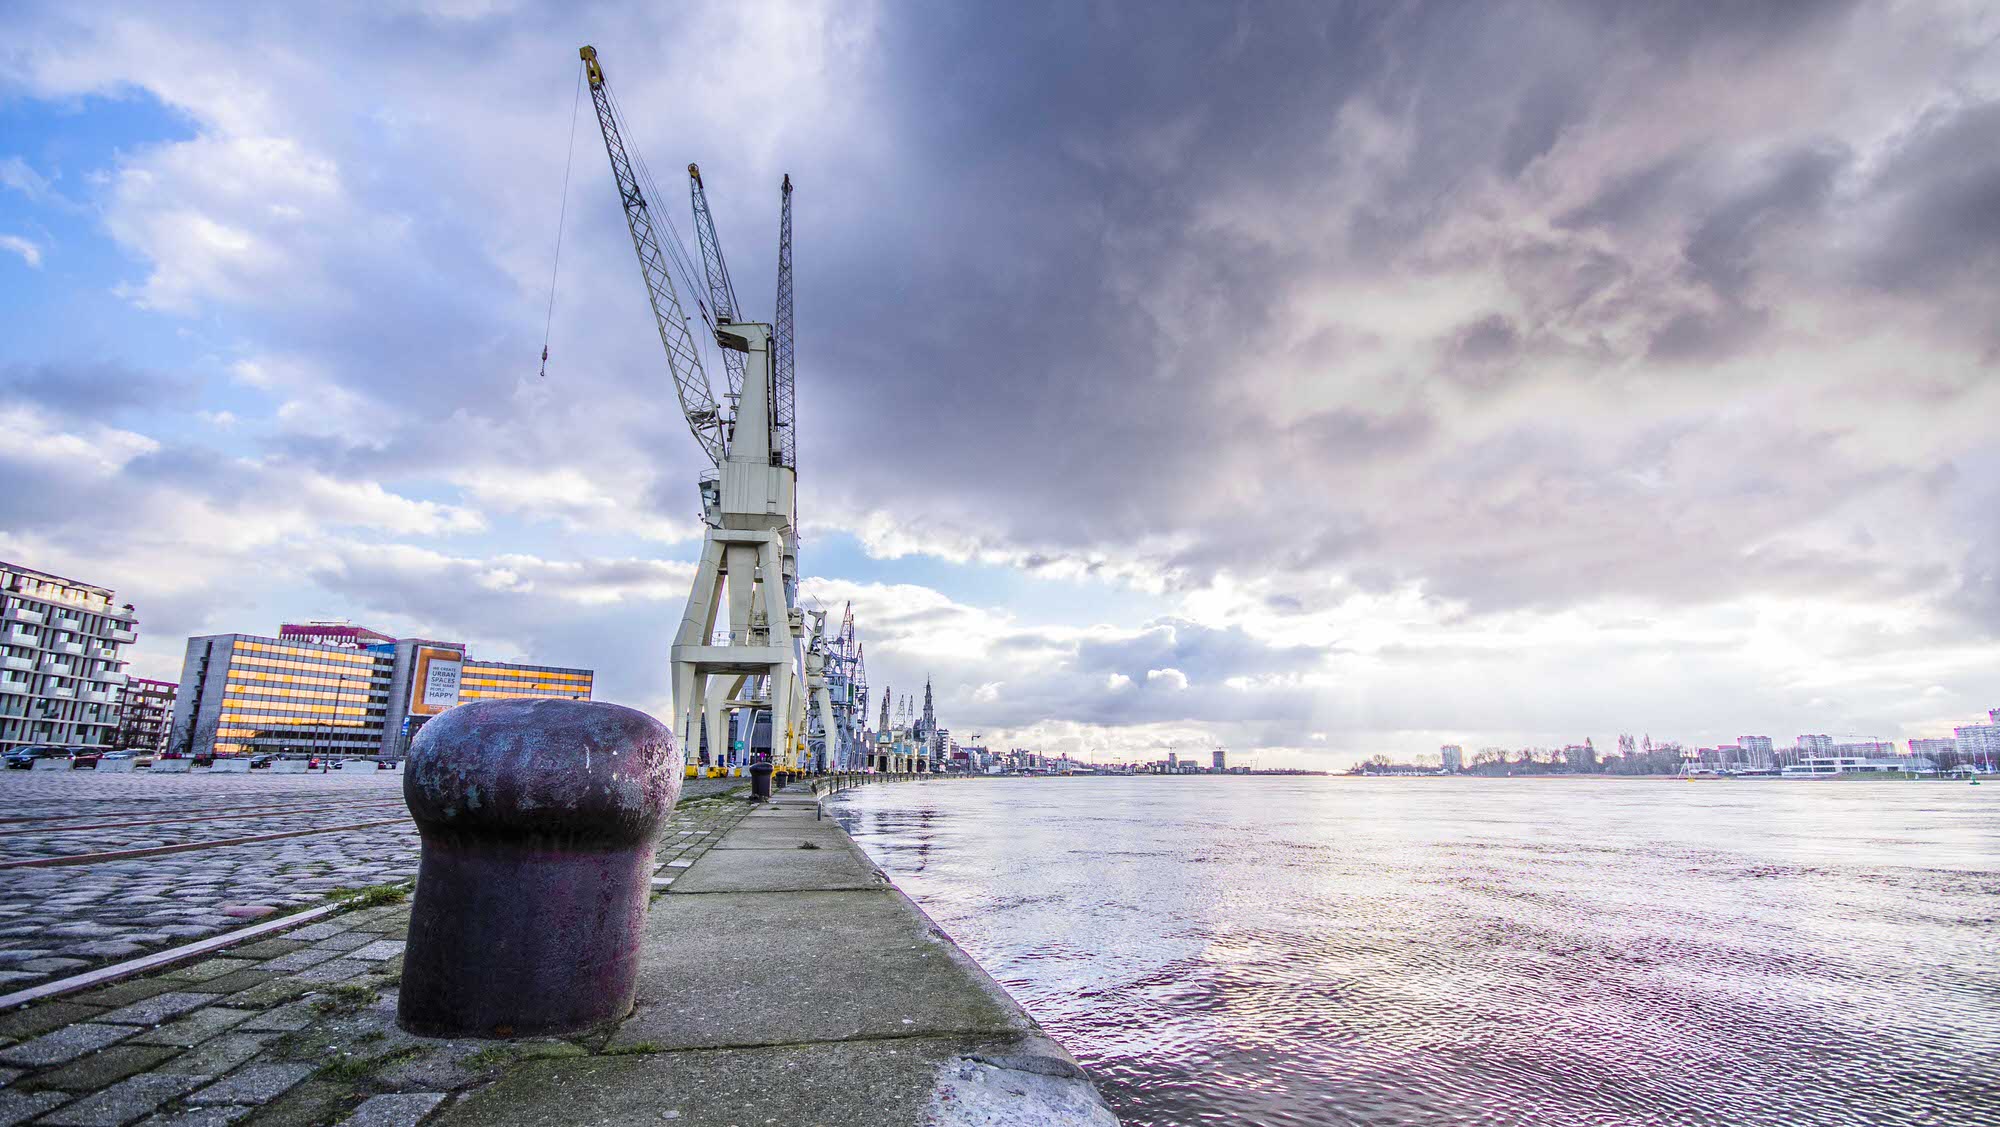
[828,777,2000,1126]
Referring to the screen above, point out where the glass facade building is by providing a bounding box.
[169,629,592,759]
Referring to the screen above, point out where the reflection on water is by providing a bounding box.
[829,777,2000,1126]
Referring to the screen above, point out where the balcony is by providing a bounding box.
[107,629,137,645]
[4,628,34,646]
[4,607,43,625]
[94,670,127,686]
[107,604,137,623]
[53,616,81,632]
[0,681,24,696]
[58,642,84,656]
[2,656,28,672]
[39,657,72,675]
[49,686,74,698]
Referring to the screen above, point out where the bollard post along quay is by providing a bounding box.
[398,698,679,1038]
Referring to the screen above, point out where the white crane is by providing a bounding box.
[579,45,808,777]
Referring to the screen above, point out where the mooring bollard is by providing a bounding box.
[749,760,774,801]
[398,698,677,1038]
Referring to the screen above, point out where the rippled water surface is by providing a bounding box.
[829,777,2000,1126]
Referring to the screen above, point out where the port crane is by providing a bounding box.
[578,44,821,775]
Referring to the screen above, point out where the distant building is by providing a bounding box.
[1796,734,1834,755]
[0,561,137,753]
[1737,736,1775,768]
[1954,713,2000,769]
[168,630,591,760]
[1167,751,1178,770]
[1212,747,1227,772]
[115,677,177,753]
[1440,745,1463,772]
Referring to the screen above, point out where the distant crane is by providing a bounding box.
[578,45,806,776]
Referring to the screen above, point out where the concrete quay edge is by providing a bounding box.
[437,779,1117,1127]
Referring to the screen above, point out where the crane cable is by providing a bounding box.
[540,63,585,378]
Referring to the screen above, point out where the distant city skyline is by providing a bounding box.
[3,3,1996,766]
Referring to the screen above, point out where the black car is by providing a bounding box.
[4,745,71,769]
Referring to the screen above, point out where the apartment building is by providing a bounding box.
[0,562,136,752]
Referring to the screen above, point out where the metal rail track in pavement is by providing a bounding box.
[0,798,407,838]
[0,816,415,870]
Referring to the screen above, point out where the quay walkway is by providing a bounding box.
[0,775,1114,1125]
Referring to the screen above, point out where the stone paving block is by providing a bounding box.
[16,957,89,975]
[64,940,149,959]
[69,980,173,1009]
[217,978,313,1010]
[288,959,376,985]
[227,940,306,960]
[25,1043,181,1091]
[188,969,274,996]
[136,1106,252,1126]
[154,1033,276,1078]
[235,1079,348,1127]
[0,1067,18,1087]
[97,992,221,1028]
[0,972,41,987]
[277,922,352,942]
[259,948,344,975]
[186,1061,314,1106]
[345,941,403,962]
[339,1092,446,1126]
[311,932,377,954]
[160,960,255,985]
[37,1072,204,1126]
[0,1023,134,1068]
[128,1008,253,1048]
[0,1089,68,1126]
[0,1004,104,1044]
[236,1003,314,1033]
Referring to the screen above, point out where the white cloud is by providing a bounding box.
[0,235,42,268]
[1146,667,1188,691]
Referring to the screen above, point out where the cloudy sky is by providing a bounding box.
[2,1,1995,766]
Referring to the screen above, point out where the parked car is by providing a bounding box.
[249,754,276,769]
[71,750,102,769]
[101,750,136,760]
[4,745,70,769]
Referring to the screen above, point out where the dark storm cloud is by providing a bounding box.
[777,0,1993,629]
[1859,100,2000,293]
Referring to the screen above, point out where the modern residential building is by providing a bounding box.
[1953,710,2000,770]
[1439,744,1463,772]
[1213,746,1228,772]
[0,561,136,753]
[167,626,592,760]
[115,677,177,752]
[1796,734,1835,756]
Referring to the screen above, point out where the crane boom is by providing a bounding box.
[579,46,726,465]
[687,164,746,404]
[774,174,797,470]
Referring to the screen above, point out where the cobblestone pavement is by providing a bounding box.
[0,787,753,1125]
[0,773,753,997]
[0,774,418,995]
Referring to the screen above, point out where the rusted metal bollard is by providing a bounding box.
[398,699,678,1038]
